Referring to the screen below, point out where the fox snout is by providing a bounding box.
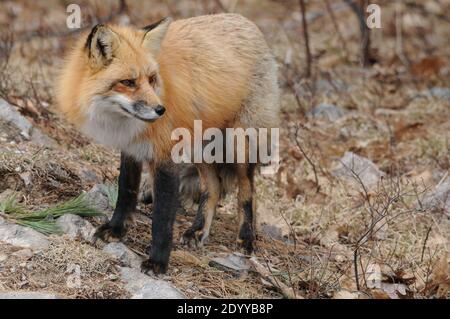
[133,100,165,122]
[119,98,165,122]
[134,100,165,116]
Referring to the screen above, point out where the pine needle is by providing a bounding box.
[100,182,118,209]
[0,193,104,235]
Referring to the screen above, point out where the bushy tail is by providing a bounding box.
[178,164,237,208]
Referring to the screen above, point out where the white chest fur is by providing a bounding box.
[81,102,154,162]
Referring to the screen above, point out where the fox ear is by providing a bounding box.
[85,24,119,69]
[142,17,172,56]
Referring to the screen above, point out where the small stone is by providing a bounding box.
[308,103,346,121]
[30,128,57,148]
[103,242,142,268]
[11,248,33,259]
[85,184,113,212]
[78,169,100,184]
[333,152,385,188]
[422,180,450,217]
[209,253,250,276]
[260,224,284,241]
[0,291,63,299]
[0,218,50,251]
[0,253,8,263]
[19,172,32,187]
[422,87,450,102]
[56,214,96,242]
[119,267,185,299]
[108,274,119,281]
[0,99,33,139]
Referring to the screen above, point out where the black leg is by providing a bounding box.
[237,164,257,254]
[95,152,142,241]
[239,200,254,253]
[181,192,207,245]
[142,165,180,274]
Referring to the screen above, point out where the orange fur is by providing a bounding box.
[56,14,278,163]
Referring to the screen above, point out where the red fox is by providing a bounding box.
[56,14,279,274]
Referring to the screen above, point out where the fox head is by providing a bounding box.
[83,18,172,123]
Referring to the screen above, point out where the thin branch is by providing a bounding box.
[294,126,320,192]
[344,0,372,67]
[299,0,312,77]
[323,0,350,61]
[420,226,432,263]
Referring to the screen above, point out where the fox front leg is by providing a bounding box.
[95,152,142,242]
[141,164,180,274]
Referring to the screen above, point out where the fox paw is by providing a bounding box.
[94,223,127,242]
[141,258,168,275]
[180,229,206,248]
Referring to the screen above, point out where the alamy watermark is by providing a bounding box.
[171,121,280,175]
[65,3,383,30]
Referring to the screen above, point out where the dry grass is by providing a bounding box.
[0,0,449,298]
[0,239,127,298]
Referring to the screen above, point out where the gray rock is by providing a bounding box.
[85,184,113,212]
[0,253,8,263]
[78,169,101,184]
[56,214,96,242]
[103,242,142,268]
[209,253,250,276]
[19,172,32,187]
[315,78,348,94]
[11,248,33,259]
[0,291,63,299]
[422,180,450,217]
[0,99,32,139]
[308,103,346,121]
[30,129,57,148]
[0,99,57,148]
[0,217,50,251]
[120,267,185,299]
[260,224,284,241]
[422,87,450,102]
[333,152,385,188]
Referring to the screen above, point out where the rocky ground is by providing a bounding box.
[0,0,449,299]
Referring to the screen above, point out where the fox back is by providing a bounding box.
[56,14,279,162]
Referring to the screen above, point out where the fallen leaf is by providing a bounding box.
[366,263,382,289]
[411,57,445,78]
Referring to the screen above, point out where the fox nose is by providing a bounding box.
[155,105,165,116]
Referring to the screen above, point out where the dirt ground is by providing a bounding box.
[0,0,449,299]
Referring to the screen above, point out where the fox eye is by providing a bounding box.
[120,79,136,88]
[149,74,157,87]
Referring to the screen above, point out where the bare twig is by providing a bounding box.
[420,226,432,263]
[299,0,312,77]
[214,0,228,12]
[323,0,350,61]
[395,1,410,67]
[294,126,320,193]
[344,0,372,67]
[249,257,302,299]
